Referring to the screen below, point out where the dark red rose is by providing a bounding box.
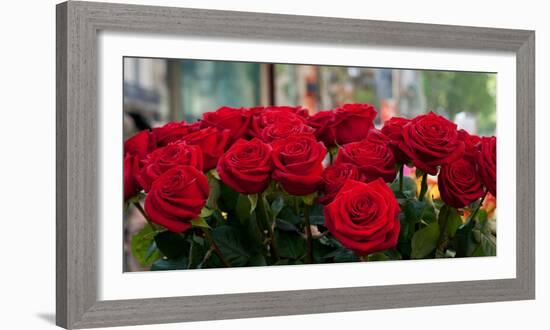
[152,121,197,147]
[381,117,410,164]
[271,134,327,196]
[124,154,142,201]
[438,158,485,208]
[458,129,482,160]
[319,163,360,205]
[330,103,377,145]
[217,138,273,194]
[260,120,314,143]
[181,127,231,171]
[144,166,209,233]
[248,106,309,138]
[324,178,400,256]
[137,143,203,192]
[477,136,496,196]
[399,112,464,175]
[124,129,156,159]
[334,136,397,183]
[308,110,337,147]
[200,106,250,143]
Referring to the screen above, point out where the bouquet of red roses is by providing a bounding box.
[124,104,496,270]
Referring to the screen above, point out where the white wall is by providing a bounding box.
[0,0,546,329]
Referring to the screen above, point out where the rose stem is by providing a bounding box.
[398,164,404,193]
[418,173,428,201]
[132,201,157,232]
[303,203,314,264]
[201,228,232,268]
[464,190,489,226]
[258,193,280,261]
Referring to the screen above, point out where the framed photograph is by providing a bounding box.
[56,1,535,328]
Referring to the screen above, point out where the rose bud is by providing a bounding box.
[271,134,327,196]
[144,166,209,233]
[260,120,314,143]
[324,178,400,256]
[438,158,485,208]
[181,127,231,171]
[308,110,337,147]
[123,154,142,201]
[200,106,250,143]
[124,129,156,160]
[217,138,273,195]
[152,121,197,147]
[458,129,482,160]
[399,112,465,175]
[330,103,377,145]
[137,143,203,192]
[477,136,497,196]
[247,106,309,139]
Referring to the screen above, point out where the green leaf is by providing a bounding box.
[154,231,190,259]
[401,199,428,223]
[199,207,214,218]
[308,203,325,225]
[150,256,189,271]
[247,254,267,266]
[212,226,251,266]
[275,230,307,259]
[475,229,497,256]
[411,223,440,259]
[368,252,390,261]
[277,206,301,225]
[218,183,239,213]
[236,193,252,223]
[248,194,258,214]
[191,217,210,229]
[302,192,317,206]
[442,208,463,238]
[271,196,285,219]
[206,174,221,210]
[275,218,300,233]
[390,176,417,199]
[208,168,220,180]
[131,225,162,266]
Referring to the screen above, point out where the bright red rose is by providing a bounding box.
[248,106,309,138]
[137,143,203,192]
[319,163,360,205]
[334,136,397,183]
[477,136,496,196]
[330,103,377,145]
[200,106,250,143]
[438,158,485,208]
[217,138,273,194]
[271,134,327,196]
[144,166,209,233]
[308,110,337,147]
[381,116,410,164]
[324,179,400,256]
[181,127,231,170]
[260,120,314,143]
[458,129,481,160]
[399,112,464,175]
[124,129,156,160]
[123,154,141,201]
[152,121,197,147]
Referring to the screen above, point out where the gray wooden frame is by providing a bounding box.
[56,1,535,328]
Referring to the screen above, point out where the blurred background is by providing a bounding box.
[123,57,496,138]
[123,57,496,272]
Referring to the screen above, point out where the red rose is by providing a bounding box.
[381,117,410,164]
[330,104,377,145]
[399,112,464,175]
[458,129,481,159]
[181,127,231,170]
[438,158,485,208]
[137,143,203,192]
[152,121,196,147]
[334,135,397,183]
[324,179,400,256]
[144,166,209,233]
[319,163,360,204]
[123,154,141,201]
[308,110,337,147]
[248,106,309,138]
[217,138,273,194]
[124,129,156,159]
[201,106,250,143]
[271,134,327,196]
[477,136,496,196]
[260,120,314,143]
